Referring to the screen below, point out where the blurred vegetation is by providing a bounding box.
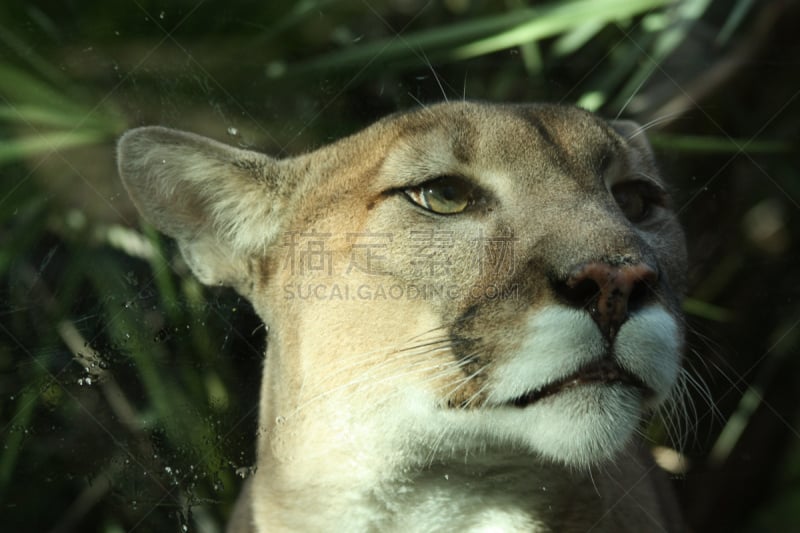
[1,0,798,531]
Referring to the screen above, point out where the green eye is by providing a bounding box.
[405,175,474,215]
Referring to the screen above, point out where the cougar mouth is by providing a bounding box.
[509,358,651,408]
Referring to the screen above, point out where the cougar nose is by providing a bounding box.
[556,262,658,340]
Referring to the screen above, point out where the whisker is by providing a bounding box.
[623,111,687,139]
[308,334,452,389]
[286,346,458,419]
[615,72,652,120]
[440,356,491,405]
[421,51,448,103]
[407,91,427,109]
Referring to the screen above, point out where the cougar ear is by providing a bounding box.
[117,127,290,291]
[609,120,655,159]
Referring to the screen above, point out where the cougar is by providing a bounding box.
[117,101,687,532]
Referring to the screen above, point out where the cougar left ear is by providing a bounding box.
[117,127,293,292]
[609,120,654,159]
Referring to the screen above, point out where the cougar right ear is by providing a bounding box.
[117,127,293,291]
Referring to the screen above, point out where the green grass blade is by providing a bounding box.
[447,0,673,61]
[0,380,40,495]
[609,0,713,113]
[716,0,757,46]
[551,20,606,57]
[0,104,113,130]
[273,0,675,77]
[0,63,88,116]
[0,130,110,165]
[683,297,733,322]
[0,25,78,93]
[0,60,126,131]
[251,0,340,43]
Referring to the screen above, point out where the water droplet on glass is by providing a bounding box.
[227,127,239,136]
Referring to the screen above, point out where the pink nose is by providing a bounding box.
[561,262,658,340]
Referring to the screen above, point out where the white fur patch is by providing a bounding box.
[614,305,681,405]
[423,304,682,467]
[487,307,606,404]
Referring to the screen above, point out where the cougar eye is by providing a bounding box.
[611,181,665,223]
[405,175,474,215]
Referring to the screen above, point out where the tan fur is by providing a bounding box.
[118,102,687,532]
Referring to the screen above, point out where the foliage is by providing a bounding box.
[1,0,798,531]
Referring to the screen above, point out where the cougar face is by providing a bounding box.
[118,101,687,531]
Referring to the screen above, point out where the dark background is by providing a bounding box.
[1,1,799,531]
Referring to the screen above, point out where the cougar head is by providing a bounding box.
[118,102,686,471]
